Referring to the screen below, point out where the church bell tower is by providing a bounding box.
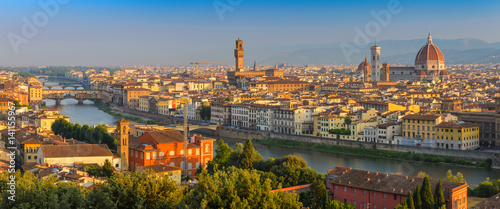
[116,119,130,171]
[234,36,244,71]
[371,43,381,81]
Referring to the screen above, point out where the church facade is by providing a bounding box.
[358,32,450,82]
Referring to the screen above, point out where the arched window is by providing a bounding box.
[169,151,175,156]
[170,162,175,167]
[180,150,185,155]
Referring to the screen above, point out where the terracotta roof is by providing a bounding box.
[402,114,441,121]
[40,144,113,158]
[436,122,479,129]
[139,130,184,144]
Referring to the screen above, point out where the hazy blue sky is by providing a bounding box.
[1,0,499,66]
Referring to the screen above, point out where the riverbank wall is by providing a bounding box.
[218,127,498,163]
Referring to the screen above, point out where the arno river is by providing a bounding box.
[45,99,500,186]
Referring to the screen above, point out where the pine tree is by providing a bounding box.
[414,185,422,209]
[434,180,445,209]
[420,177,435,209]
[407,192,415,209]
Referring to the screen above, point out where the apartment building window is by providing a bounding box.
[383,193,386,199]
[344,187,347,192]
[170,151,175,156]
[363,203,367,209]
[140,152,143,159]
[335,186,337,190]
[363,190,366,195]
[373,204,376,209]
[394,194,397,200]
[153,152,157,159]
[146,152,150,160]
[373,191,376,197]
[188,149,192,155]
[353,188,356,194]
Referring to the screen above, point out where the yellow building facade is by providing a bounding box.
[435,122,480,150]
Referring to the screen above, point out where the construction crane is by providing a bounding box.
[190,61,225,79]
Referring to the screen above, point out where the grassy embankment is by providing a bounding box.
[97,102,168,126]
[254,138,492,168]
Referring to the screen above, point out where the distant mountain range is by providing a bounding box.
[260,39,500,66]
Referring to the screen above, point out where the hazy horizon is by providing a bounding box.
[1,0,499,66]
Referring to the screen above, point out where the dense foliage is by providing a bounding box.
[328,128,351,135]
[468,177,500,198]
[51,118,117,150]
[13,100,32,109]
[0,168,303,209]
[16,71,34,78]
[200,105,211,121]
[203,139,319,189]
[81,159,114,178]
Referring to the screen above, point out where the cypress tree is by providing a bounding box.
[238,139,255,169]
[414,185,422,209]
[407,192,415,209]
[434,180,445,209]
[420,177,435,209]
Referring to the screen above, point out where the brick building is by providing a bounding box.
[327,167,468,209]
[128,130,215,179]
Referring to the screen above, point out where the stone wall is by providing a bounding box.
[268,133,496,162]
[218,126,266,140]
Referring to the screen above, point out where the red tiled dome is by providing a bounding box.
[357,56,371,72]
[415,32,445,62]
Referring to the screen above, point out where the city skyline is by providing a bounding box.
[1,0,500,66]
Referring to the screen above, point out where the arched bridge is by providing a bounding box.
[43,90,102,105]
[43,85,85,90]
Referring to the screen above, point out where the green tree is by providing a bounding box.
[102,159,114,177]
[101,170,184,209]
[396,199,409,209]
[414,185,422,209]
[344,116,352,130]
[407,191,416,209]
[446,170,465,183]
[189,167,302,209]
[213,139,232,165]
[200,105,211,121]
[239,139,256,169]
[420,177,434,209]
[308,179,327,209]
[434,180,445,209]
